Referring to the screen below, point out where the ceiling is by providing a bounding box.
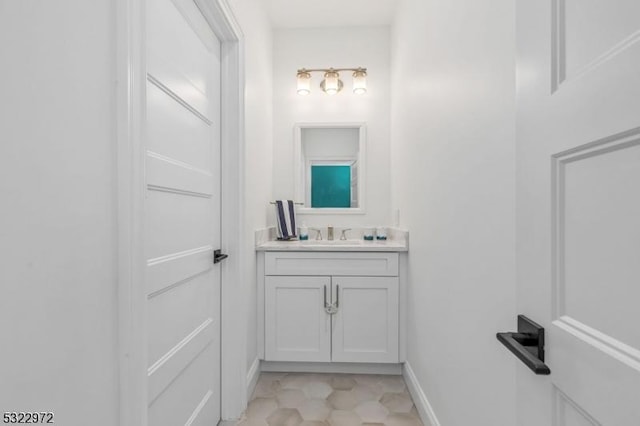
[266,0,398,28]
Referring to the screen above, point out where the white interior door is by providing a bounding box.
[145,0,221,424]
[516,1,640,425]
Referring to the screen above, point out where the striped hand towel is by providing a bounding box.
[275,200,297,240]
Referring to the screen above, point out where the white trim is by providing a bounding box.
[403,362,441,426]
[257,252,265,360]
[398,253,408,363]
[246,357,261,400]
[117,0,147,424]
[296,207,366,215]
[117,0,247,423]
[193,0,247,420]
[262,361,402,375]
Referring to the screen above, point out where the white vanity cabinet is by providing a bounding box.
[261,251,400,364]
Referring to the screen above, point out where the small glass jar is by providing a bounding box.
[299,223,309,240]
[363,227,375,241]
[376,227,387,240]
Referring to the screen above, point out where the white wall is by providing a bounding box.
[228,0,274,377]
[273,27,391,228]
[303,128,359,158]
[390,1,517,425]
[0,1,119,425]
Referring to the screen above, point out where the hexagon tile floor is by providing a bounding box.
[236,372,424,426]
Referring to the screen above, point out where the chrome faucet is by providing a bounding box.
[327,226,334,241]
[340,229,351,240]
[310,228,322,240]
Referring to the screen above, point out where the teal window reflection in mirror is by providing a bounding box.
[311,165,351,208]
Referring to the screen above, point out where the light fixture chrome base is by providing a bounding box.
[319,78,344,94]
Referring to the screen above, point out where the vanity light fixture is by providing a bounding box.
[296,67,367,95]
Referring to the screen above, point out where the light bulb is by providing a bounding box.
[296,70,311,95]
[322,70,341,95]
[353,69,367,95]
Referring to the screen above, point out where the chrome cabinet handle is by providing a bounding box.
[325,304,338,315]
[324,283,339,315]
[335,284,339,308]
[324,284,327,308]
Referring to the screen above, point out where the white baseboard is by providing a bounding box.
[246,357,261,400]
[261,361,402,375]
[403,362,441,426]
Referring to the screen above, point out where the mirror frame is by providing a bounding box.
[293,122,367,215]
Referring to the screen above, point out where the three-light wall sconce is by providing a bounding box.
[296,67,367,96]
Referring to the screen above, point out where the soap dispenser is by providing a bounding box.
[299,222,309,241]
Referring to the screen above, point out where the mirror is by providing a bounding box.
[294,123,366,214]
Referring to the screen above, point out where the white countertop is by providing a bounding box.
[256,239,408,252]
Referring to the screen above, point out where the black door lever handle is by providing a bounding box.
[213,249,228,264]
[497,315,550,375]
[510,332,538,346]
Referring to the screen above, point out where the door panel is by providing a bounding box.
[147,272,214,366]
[555,140,640,348]
[551,318,639,426]
[562,0,640,82]
[147,83,212,171]
[146,190,213,260]
[148,343,218,426]
[145,0,221,423]
[146,246,213,296]
[331,276,399,363]
[147,0,218,120]
[146,152,214,196]
[517,1,640,425]
[147,318,216,403]
[554,387,600,426]
[265,276,331,362]
[552,0,640,92]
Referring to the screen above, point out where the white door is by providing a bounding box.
[516,1,640,425]
[332,276,399,363]
[265,276,332,362]
[145,0,221,424]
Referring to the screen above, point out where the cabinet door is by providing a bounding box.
[332,276,399,363]
[265,276,331,362]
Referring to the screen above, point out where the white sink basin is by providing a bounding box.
[300,239,364,246]
[255,237,407,252]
